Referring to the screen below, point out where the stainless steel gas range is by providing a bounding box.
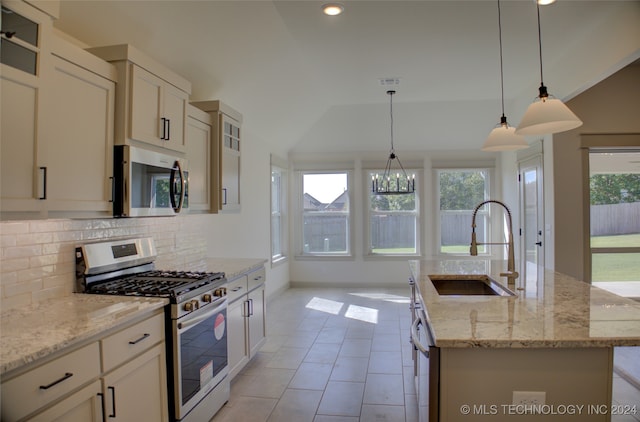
[75,237,229,422]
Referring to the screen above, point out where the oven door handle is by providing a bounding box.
[177,300,226,330]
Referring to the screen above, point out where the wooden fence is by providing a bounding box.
[590,202,640,236]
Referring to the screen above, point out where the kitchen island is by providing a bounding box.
[409,259,640,421]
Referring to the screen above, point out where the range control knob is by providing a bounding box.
[184,300,199,312]
[203,293,212,303]
[213,287,227,297]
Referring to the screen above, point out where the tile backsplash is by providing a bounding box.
[0,214,210,312]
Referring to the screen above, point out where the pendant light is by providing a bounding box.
[515,2,582,136]
[483,0,528,151]
[372,90,415,195]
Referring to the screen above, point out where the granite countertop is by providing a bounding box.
[205,257,267,280]
[0,258,267,378]
[410,259,640,348]
[0,295,168,376]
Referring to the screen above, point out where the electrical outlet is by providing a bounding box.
[513,391,546,407]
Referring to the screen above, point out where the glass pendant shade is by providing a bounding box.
[515,93,583,135]
[483,117,528,151]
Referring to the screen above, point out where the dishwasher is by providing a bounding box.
[410,277,440,422]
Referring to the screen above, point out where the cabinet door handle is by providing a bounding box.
[109,176,115,203]
[39,372,73,389]
[166,118,171,141]
[97,392,105,422]
[243,299,250,318]
[249,298,254,316]
[222,188,227,205]
[231,286,243,292]
[160,117,167,140]
[108,386,116,417]
[39,166,47,200]
[128,333,150,345]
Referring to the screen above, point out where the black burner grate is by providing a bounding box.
[86,271,225,299]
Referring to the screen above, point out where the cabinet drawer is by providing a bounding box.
[101,312,164,372]
[1,342,100,422]
[227,275,248,303]
[247,267,266,291]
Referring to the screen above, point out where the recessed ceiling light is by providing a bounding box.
[322,3,344,16]
[536,0,556,5]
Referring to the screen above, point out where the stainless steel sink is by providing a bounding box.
[428,274,515,297]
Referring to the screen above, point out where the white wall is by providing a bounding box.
[203,128,290,298]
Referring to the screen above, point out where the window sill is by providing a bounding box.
[294,254,354,261]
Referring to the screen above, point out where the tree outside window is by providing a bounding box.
[438,169,489,254]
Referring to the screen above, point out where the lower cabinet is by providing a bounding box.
[101,344,168,421]
[28,381,103,422]
[0,310,167,422]
[227,266,267,380]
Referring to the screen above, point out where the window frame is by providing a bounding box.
[270,158,288,266]
[435,167,493,257]
[295,170,353,259]
[365,169,421,258]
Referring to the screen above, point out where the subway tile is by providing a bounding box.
[16,232,53,246]
[0,235,16,247]
[0,221,30,234]
[3,244,42,259]
[4,279,43,297]
[0,257,29,273]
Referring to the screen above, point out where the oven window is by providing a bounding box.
[180,309,228,405]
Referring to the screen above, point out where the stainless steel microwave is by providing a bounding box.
[113,145,188,217]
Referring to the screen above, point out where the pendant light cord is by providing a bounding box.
[388,90,395,152]
[497,0,505,118]
[536,2,544,86]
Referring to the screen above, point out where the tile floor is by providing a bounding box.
[211,287,640,422]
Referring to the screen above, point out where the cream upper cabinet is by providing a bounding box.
[0,66,44,215]
[1,2,116,219]
[185,104,216,212]
[87,44,192,154]
[191,100,243,212]
[40,41,116,215]
[130,65,188,152]
[0,1,52,216]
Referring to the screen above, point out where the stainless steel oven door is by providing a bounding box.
[172,299,228,420]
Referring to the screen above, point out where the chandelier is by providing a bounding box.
[372,90,415,195]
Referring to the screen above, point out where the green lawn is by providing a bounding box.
[591,233,640,248]
[591,234,640,282]
[440,234,639,282]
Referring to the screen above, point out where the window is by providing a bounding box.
[271,161,288,264]
[367,170,419,255]
[438,169,490,254]
[589,149,640,284]
[300,172,350,256]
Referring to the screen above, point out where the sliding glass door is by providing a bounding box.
[589,149,640,294]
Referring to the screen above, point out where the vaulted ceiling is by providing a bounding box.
[54,1,640,156]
